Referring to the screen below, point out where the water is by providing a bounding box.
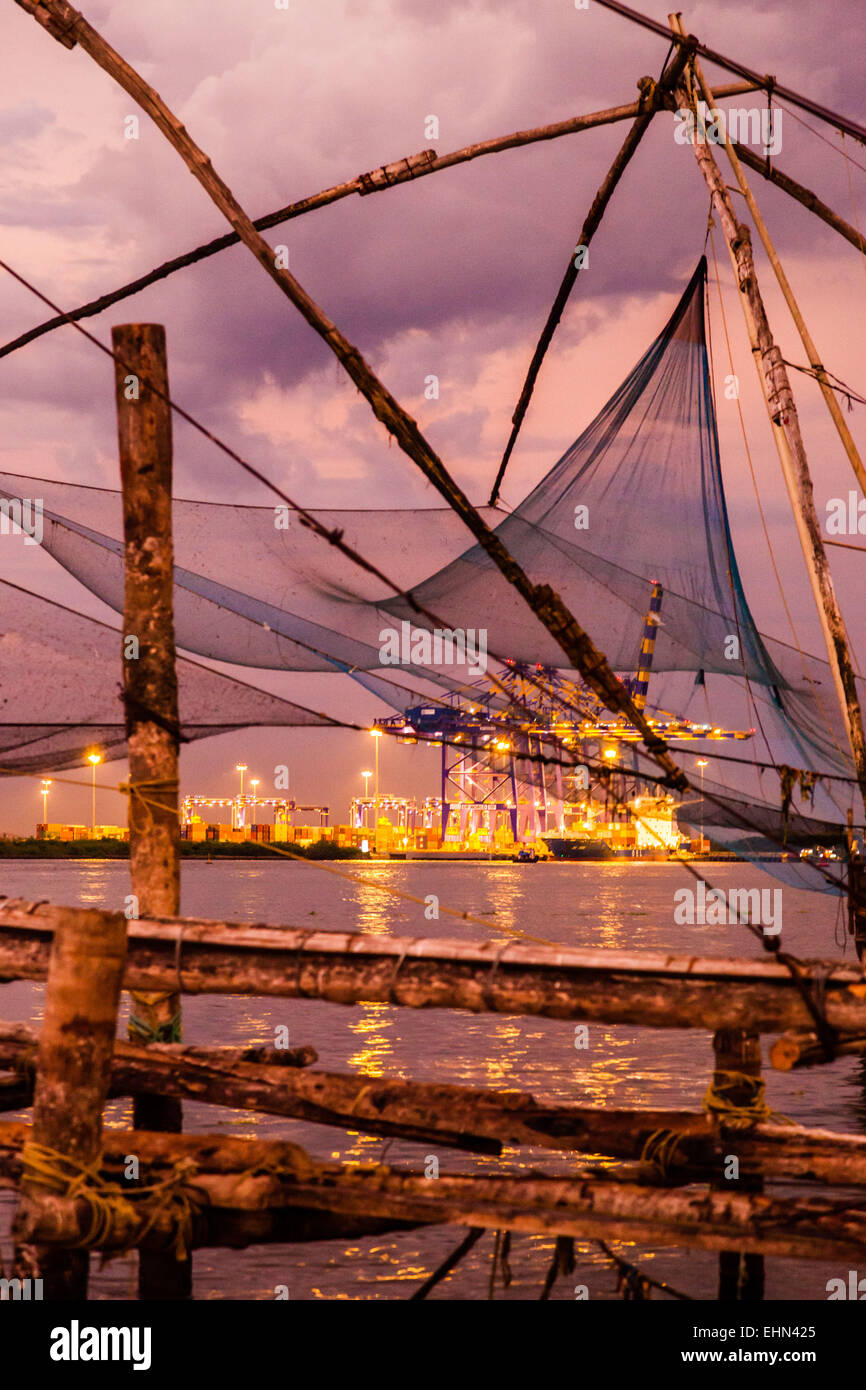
[0,858,861,1300]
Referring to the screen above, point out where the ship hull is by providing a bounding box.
[542,837,615,861]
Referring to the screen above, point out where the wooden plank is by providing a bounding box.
[6,1022,866,1183]
[1,1120,866,1261]
[2,901,866,1032]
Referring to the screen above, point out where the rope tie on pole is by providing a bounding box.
[128,1010,181,1044]
[118,778,180,835]
[20,1142,203,1260]
[701,1070,794,1130]
[639,1127,687,1181]
[120,691,187,744]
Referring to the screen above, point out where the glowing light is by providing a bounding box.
[86,752,102,838]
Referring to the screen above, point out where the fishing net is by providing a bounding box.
[0,579,335,773]
[0,260,860,878]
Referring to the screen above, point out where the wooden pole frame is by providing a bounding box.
[11,80,864,369]
[8,1021,866,1185]
[669,17,866,816]
[10,0,691,796]
[683,44,866,499]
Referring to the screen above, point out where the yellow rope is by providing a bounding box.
[701,1070,795,1131]
[639,1128,686,1181]
[117,778,179,835]
[20,1142,203,1260]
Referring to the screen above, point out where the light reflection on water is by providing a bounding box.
[0,858,860,1299]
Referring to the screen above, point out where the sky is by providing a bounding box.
[0,0,865,833]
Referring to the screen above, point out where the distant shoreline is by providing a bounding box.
[0,839,364,861]
[0,839,796,864]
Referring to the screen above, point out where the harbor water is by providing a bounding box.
[0,858,860,1301]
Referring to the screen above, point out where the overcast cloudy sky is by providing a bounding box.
[1,0,864,834]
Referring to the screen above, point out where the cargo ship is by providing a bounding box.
[542,794,684,861]
[540,835,615,860]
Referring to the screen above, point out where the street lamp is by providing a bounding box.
[40,778,52,829]
[87,752,102,837]
[250,778,260,825]
[697,760,708,847]
[235,763,247,796]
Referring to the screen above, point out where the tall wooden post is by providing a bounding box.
[13,907,128,1298]
[669,13,866,816]
[685,55,866,498]
[113,322,189,1300]
[711,1028,764,1301]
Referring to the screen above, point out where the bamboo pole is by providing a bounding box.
[685,47,866,498]
[488,48,696,505]
[731,145,866,257]
[11,0,690,796]
[0,1122,413,1249]
[669,19,866,816]
[7,1022,866,1184]
[594,0,866,146]
[0,83,788,367]
[3,902,866,1034]
[3,1119,866,1262]
[771,1029,866,1070]
[11,906,127,1298]
[114,321,188,1301]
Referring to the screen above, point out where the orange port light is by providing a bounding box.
[603,747,617,760]
[86,751,102,839]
